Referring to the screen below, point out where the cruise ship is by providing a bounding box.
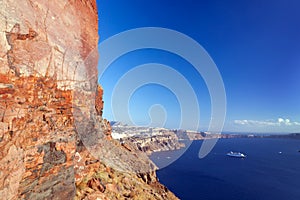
[226,151,246,158]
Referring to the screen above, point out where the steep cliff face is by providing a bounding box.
[0,1,178,200]
[0,0,98,199]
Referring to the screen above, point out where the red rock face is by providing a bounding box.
[0,0,101,199]
[0,1,178,199]
[95,85,104,116]
[0,75,76,199]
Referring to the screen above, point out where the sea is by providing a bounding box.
[150,138,300,200]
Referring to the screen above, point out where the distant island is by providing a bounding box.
[110,121,300,154]
[110,121,185,155]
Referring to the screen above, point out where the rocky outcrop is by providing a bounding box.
[0,0,178,199]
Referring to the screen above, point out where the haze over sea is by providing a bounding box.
[151,138,300,200]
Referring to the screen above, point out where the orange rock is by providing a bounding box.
[95,85,104,116]
[0,74,10,83]
[105,183,119,193]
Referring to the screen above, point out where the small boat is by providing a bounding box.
[226,151,246,158]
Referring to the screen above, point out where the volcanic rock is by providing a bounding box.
[0,0,178,199]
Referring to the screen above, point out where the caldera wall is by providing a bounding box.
[0,0,100,199]
[0,1,178,199]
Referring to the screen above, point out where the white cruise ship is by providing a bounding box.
[226,151,246,158]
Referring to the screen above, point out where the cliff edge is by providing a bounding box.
[0,0,178,199]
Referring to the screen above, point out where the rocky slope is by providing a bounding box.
[0,0,178,199]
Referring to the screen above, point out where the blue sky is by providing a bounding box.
[96,0,300,133]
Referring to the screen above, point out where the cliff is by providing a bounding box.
[111,123,185,155]
[126,132,185,155]
[0,1,178,199]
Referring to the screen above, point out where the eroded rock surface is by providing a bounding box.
[0,0,178,199]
